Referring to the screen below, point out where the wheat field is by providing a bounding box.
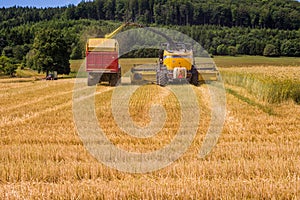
[0,64,299,199]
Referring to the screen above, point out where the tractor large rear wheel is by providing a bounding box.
[190,67,199,86]
[157,71,167,86]
[88,73,100,86]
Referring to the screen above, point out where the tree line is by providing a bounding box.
[1,20,299,76]
[1,0,299,30]
[0,19,117,76]
[177,25,300,57]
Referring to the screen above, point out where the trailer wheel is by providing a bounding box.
[87,73,100,86]
[109,73,120,86]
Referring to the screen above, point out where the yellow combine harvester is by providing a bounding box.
[131,42,219,86]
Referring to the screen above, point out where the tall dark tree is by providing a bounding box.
[28,29,70,75]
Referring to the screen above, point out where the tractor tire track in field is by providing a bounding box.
[223,85,267,134]
[0,83,113,129]
[0,84,97,113]
[73,87,114,103]
[0,82,73,110]
[0,90,72,113]
[0,82,35,92]
[0,79,74,98]
[225,85,276,115]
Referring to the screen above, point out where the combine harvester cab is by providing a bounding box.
[86,38,121,86]
[156,43,196,86]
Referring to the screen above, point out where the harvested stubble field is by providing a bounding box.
[0,59,300,199]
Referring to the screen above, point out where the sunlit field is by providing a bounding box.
[0,57,299,199]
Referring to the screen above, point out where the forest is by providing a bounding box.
[0,0,299,75]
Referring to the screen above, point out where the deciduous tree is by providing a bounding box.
[28,29,70,75]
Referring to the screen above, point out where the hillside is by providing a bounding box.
[0,0,299,76]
